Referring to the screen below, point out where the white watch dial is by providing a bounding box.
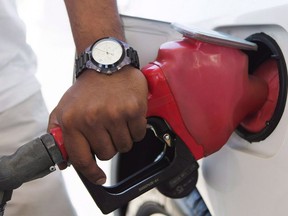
[92,39,123,65]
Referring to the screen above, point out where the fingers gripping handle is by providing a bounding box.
[49,118,199,214]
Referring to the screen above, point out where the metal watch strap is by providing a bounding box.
[126,47,140,69]
[75,52,90,78]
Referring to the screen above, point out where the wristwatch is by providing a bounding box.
[75,37,140,78]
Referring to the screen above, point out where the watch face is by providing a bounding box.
[91,38,124,67]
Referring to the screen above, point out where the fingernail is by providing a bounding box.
[96,178,106,185]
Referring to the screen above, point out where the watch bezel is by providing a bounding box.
[89,37,127,74]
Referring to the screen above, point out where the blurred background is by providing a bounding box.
[16,0,287,215]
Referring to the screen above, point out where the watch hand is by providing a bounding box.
[94,47,107,53]
[95,48,114,56]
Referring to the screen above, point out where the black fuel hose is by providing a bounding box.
[0,133,62,191]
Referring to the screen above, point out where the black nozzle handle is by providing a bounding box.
[78,118,199,214]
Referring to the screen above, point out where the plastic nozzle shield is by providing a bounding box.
[49,127,68,162]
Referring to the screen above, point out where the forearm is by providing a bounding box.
[64,0,125,54]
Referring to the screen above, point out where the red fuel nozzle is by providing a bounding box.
[144,37,268,158]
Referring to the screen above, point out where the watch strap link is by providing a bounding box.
[75,52,90,78]
[127,47,140,69]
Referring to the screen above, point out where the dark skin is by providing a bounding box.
[48,0,148,185]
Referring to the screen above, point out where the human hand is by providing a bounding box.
[48,66,148,185]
